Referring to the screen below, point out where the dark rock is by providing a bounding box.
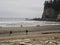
[42,0,60,21]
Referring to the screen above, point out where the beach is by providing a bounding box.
[0,25,60,45]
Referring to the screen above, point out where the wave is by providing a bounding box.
[0,18,60,27]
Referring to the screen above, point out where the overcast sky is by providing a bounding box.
[0,0,46,18]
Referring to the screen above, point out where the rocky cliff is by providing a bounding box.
[42,0,60,21]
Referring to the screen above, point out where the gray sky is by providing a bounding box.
[0,0,45,18]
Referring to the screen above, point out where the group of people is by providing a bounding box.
[9,30,28,36]
[9,25,28,36]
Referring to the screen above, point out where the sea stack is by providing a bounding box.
[42,0,60,21]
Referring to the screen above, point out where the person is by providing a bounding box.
[21,25,23,27]
[26,30,28,35]
[9,31,12,36]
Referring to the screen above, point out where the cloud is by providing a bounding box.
[0,0,45,18]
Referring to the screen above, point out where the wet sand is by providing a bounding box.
[0,25,60,31]
[0,25,60,45]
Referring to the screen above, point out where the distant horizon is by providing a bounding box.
[0,17,42,19]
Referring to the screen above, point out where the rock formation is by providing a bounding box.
[42,0,60,21]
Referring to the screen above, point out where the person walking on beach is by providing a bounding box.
[9,31,12,36]
[26,30,28,35]
[21,25,23,27]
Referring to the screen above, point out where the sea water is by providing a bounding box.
[0,18,60,27]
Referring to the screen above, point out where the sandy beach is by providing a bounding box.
[0,25,60,38]
[0,25,60,32]
[0,25,60,45]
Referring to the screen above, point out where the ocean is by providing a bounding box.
[0,18,60,27]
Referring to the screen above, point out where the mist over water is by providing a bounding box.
[0,18,60,27]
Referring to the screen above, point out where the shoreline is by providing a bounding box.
[0,25,60,45]
[0,25,60,30]
[0,25,60,35]
[0,25,60,37]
